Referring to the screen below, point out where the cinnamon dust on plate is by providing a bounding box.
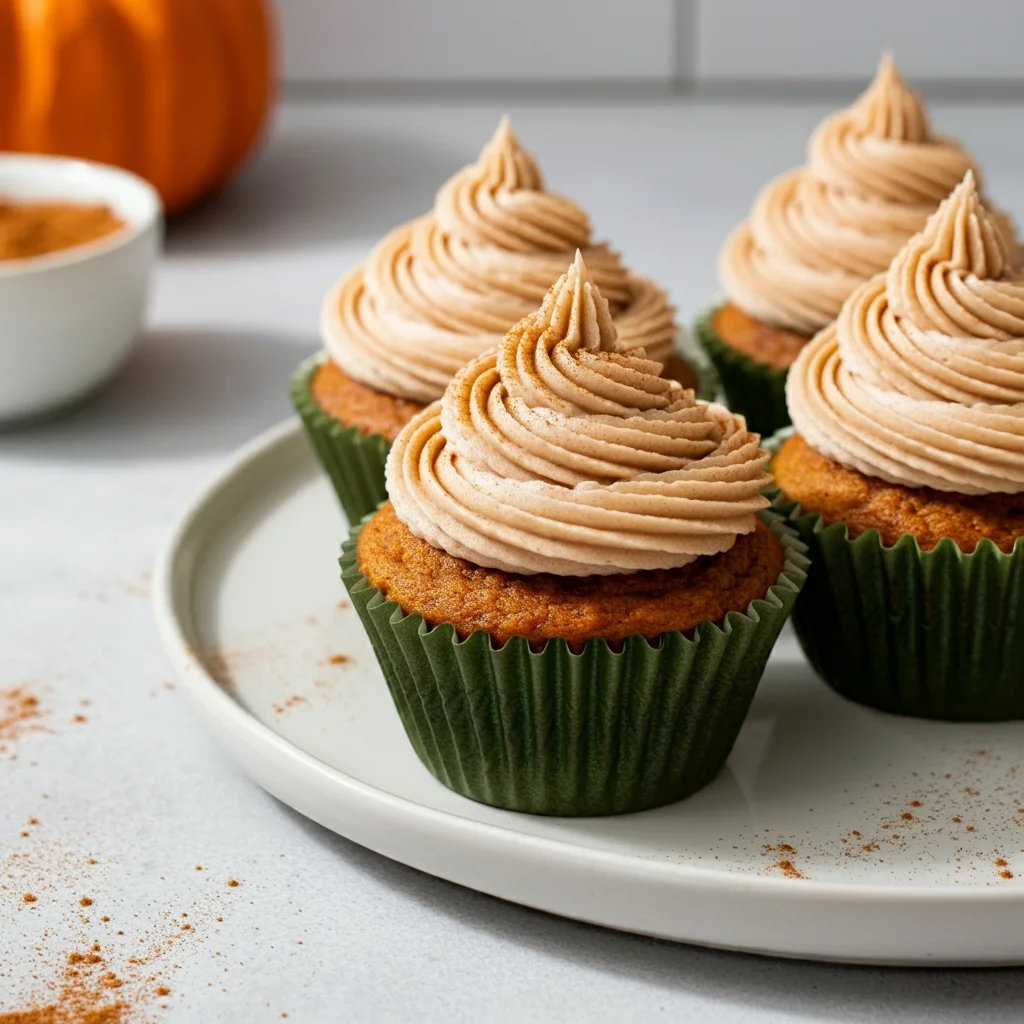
[762,842,807,880]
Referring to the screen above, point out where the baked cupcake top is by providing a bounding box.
[323,118,676,404]
[719,54,981,336]
[787,172,1024,495]
[386,252,771,575]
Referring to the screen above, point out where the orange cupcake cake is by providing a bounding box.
[775,172,1024,720]
[341,253,807,815]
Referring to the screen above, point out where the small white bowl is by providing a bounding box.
[0,154,163,422]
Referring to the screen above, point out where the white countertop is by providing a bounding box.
[3,96,1024,1022]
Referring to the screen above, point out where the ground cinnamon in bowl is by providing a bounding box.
[0,199,125,261]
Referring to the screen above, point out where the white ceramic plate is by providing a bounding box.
[154,420,1024,966]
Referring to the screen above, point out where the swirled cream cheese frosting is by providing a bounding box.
[323,118,676,404]
[788,172,1024,495]
[719,54,983,336]
[386,252,771,575]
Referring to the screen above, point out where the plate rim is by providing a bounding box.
[152,418,1024,963]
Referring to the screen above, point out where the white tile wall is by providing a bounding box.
[278,0,679,82]
[277,0,1024,85]
[695,0,1024,81]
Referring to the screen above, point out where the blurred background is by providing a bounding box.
[5,0,1023,454]
[6,0,1022,453]
[276,0,1024,95]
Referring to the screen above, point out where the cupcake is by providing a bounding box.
[341,253,808,815]
[697,54,995,436]
[775,172,1024,721]
[294,117,700,524]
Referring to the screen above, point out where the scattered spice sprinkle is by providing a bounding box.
[205,644,282,690]
[762,843,808,880]
[327,654,350,666]
[776,860,804,879]
[0,686,47,755]
[2,822,248,1020]
[227,879,239,888]
[272,695,308,715]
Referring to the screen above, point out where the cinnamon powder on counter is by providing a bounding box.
[0,200,125,261]
[0,687,47,757]
[0,942,128,1024]
[1,826,248,1021]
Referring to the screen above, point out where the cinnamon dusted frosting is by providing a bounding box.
[788,172,1024,495]
[386,253,771,576]
[323,117,676,403]
[719,55,982,336]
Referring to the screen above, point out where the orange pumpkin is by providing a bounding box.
[0,0,274,214]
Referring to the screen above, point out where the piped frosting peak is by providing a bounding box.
[788,173,1024,495]
[719,54,985,335]
[323,117,676,403]
[845,53,929,144]
[886,170,1024,340]
[386,254,771,576]
[434,117,589,253]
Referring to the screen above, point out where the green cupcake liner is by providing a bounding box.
[292,342,717,526]
[290,354,391,526]
[694,302,791,437]
[766,431,1024,721]
[340,512,809,816]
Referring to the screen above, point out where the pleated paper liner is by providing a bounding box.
[292,345,718,526]
[694,303,791,437]
[765,433,1024,722]
[290,354,390,525]
[340,512,808,816]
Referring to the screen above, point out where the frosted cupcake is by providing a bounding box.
[775,172,1024,720]
[293,117,696,523]
[697,55,993,435]
[342,253,807,815]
